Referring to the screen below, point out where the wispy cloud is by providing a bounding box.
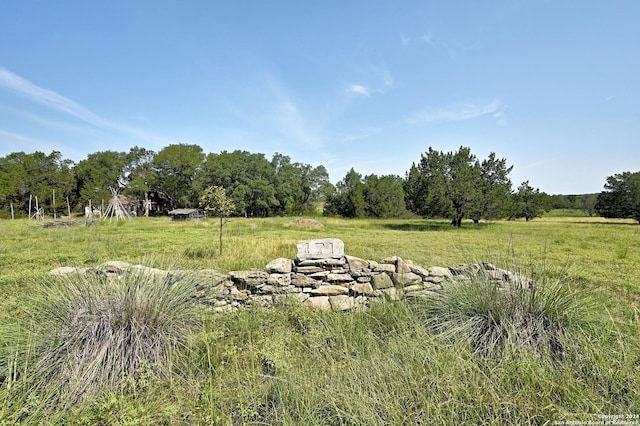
[0,128,60,152]
[408,99,507,126]
[0,103,87,132]
[0,67,111,128]
[401,33,481,56]
[346,84,371,97]
[0,66,166,144]
[263,77,323,149]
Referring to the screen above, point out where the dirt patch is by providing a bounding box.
[290,218,324,228]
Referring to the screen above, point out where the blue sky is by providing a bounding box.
[1,1,638,194]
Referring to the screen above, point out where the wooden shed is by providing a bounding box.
[167,208,205,221]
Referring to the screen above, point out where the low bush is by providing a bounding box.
[1,268,203,422]
[417,267,591,360]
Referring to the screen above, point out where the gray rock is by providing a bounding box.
[303,296,331,310]
[428,266,453,278]
[98,260,132,273]
[229,269,269,287]
[49,266,83,275]
[267,273,291,286]
[326,273,353,282]
[380,256,399,264]
[403,284,424,293]
[354,295,367,305]
[423,282,442,291]
[409,264,430,278]
[297,258,346,267]
[200,283,228,299]
[291,273,321,288]
[345,255,369,271]
[486,270,507,280]
[330,295,356,311]
[308,271,330,279]
[310,285,349,296]
[373,263,396,273]
[280,292,310,304]
[392,272,422,286]
[396,259,412,274]
[248,295,273,307]
[265,258,292,274]
[351,283,374,295]
[424,276,444,284]
[229,287,248,301]
[293,266,324,274]
[372,273,393,289]
[376,287,400,301]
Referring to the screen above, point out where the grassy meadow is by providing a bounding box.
[0,214,639,424]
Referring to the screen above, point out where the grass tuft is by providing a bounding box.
[2,268,203,415]
[417,268,591,360]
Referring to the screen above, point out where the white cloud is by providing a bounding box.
[408,99,507,126]
[263,77,323,149]
[492,108,508,127]
[0,66,166,144]
[421,33,433,44]
[346,84,371,97]
[400,34,410,46]
[0,67,110,128]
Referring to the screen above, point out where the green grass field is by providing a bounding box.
[0,216,639,424]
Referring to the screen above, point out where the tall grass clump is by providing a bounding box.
[1,268,203,419]
[418,267,591,360]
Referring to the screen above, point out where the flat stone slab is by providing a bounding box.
[296,238,344,260]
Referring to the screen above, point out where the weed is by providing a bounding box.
[616,245,629,260]
[183,245,216,259]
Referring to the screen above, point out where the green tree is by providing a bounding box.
[404,147,454,221]
[363,174,409,218]
[575,194,598,216]
[405,147,514,226]
[475,153,513,221]
[199,186,236,255]
[446,147,482,227]
[74,150,127,206]
[197,150,279,217]
[324,168,367,218]
[595,171,640,223]
[0,151,75,217]
[271,153,333,215]
[150,144,204,209]
[122,146,155,200]
[511,181,546,221]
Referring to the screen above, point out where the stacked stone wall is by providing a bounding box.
[49,238,532,312]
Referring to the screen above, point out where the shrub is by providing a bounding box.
[3,268,203,411]
[417,268,591,360]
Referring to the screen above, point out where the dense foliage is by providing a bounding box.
[1,144,628,224]
[595,171,640,223]
[0,146,332,218]
[323,169,409,218]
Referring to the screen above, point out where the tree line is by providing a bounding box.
[0,144,637,223]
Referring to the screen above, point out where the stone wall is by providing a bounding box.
[49,238,532,312]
